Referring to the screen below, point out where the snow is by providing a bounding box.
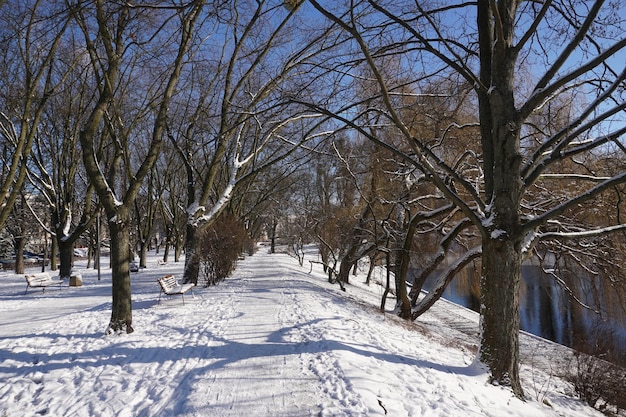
[521,230,537,255]
[0,247,604,417]
[490,228,507,239]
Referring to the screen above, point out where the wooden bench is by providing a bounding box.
[157,275,195,305]
[24,272,64,294]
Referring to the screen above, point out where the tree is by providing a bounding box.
[166,0,334,284]
[28,32,98,279]
[6,195,29,274]
[0,1,70,230]
[157,148,188,263]
[73,0,205,334]
[306,0,626,397]
[134,167,160,268]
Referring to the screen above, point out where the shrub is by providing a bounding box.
[566,349,626,415]
[198,214,253,287]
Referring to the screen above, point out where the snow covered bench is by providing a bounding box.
[157,275,195,305]
[24,272,64,295]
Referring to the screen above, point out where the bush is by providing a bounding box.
[567,351,626,416]
[198,214,253,287]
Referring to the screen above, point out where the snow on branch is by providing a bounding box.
[523,103,626,185]
[538,223,626,240]
[524,170,626,231]
[537,173,611,182]
[190,124,247,228]
[0,112,18,146]
[411,245,482,320]
[542,267,599,313]
[525,2,626,117]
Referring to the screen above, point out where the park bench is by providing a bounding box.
[24,272,64,295]
[157,275,195,305]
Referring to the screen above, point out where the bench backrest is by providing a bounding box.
[26,272,52,285]
[158,275,178,291]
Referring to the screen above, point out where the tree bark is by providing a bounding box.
[138,240,148,268]
[270,219,278,254]
[50,236,58,271]
[337,247,357,285]
[479,236,522,396]
[477,111,525,397]
[412,248,482,320]
[475,0,525,397]
[57,239,74,279]
[183,223,200,285]
[396,210,426,319]
[14,236,25,275]
[394,244,412,320]
[107,214,133,334]
[364,252,377,285]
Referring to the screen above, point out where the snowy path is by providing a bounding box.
[0,249,604,417]
[180,257,335,416]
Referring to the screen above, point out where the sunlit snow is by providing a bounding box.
[0,247,603,416]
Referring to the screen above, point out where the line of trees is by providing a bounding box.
[298,0,626,397]
[1,0,625,399]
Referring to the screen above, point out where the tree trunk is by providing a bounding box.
[364,253,376,285]
[270,220,278,254]
[53,208,76,278]
[337,248,357,285]
[380,250,391,311]
[394,245,412,320]
[477,128,525,398]
[479,236,523,396]
[175,237,183,262]
[183,223,200,285]
[163,226,172,263]
[87,238,93,269]
[396,210,425,319]
[14,236,25,275]
[107,216,133,334]
[163,242,170,264]
[139,239,148,268]
[41,234,47,272]
[319,245,329,273]
[412,248,482,320]
[477,62,524,396]
[50,236,57,271]
[475,0,524,395]
[58,239,74,279]
[389,205,411,317]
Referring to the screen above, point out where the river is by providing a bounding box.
[422,259,626,366]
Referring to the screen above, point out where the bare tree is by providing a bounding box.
[6,196,29,274]
[0,1,71,230]
[165,0,335,284]
[28,33,98,279]
[306,0,626,397]
[158,148,188,263]
[134,167,160,268]
[73,0,205,334]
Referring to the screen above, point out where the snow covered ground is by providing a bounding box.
[0,247,604,416]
